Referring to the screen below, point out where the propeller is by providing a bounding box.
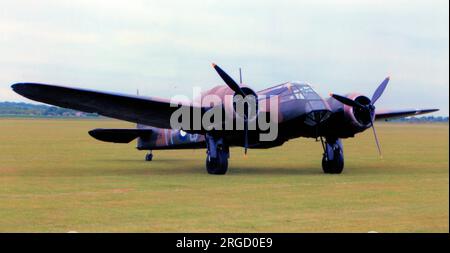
[330,76,390,158]
[212,63,251,156]
[212,63,247,97]
[370,117,382,158]
[330,93,365,110]
[371,77,390,104]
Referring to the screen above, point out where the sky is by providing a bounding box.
[0,0,448,115]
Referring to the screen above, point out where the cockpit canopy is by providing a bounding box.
[291,83,322,100]
[259,82,328,111]
[260,82,325,107]
[259,82,330,125]
[261,82,320,98]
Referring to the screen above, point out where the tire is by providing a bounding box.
[206,149,228,175]
[322,149,344,174]
[145,153,153,161]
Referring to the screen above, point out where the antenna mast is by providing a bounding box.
[239,68,242,84]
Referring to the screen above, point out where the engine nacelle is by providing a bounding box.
[342,94,374,129]
[230,87,259,122]
[200,84,259,124]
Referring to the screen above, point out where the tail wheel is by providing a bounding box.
[145,153,153,161]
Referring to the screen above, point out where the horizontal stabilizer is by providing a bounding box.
[88,128,153,143]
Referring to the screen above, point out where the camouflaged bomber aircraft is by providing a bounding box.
[11,63,438,175]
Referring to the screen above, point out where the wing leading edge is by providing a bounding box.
[12,83,205,129]
[375,108,439,121]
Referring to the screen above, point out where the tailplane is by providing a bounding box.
[88,128,153,143]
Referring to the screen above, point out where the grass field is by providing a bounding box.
[0,118,448,232]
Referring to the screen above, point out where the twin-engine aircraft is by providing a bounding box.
[12,63,438,174]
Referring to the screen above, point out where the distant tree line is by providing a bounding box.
[0,102,99,117]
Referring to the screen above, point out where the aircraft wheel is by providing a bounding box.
[145,153,153,161]
[206,149,228,175]
[322,143,344,174]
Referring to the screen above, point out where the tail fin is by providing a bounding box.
[136,89,142,130]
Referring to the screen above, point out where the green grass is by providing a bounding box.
[0,118,448,232]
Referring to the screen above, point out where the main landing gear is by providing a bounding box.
[321,137,344,174]
[205,134,229,175]
[145,151,153,161]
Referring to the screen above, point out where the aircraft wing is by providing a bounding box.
[375,108,439,121]
[12,83,206,129]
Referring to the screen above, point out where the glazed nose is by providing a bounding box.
[304,109,331,126]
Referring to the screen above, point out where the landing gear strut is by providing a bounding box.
[321,137,344,174]
[205,134,229,175]
[145,151,153,161]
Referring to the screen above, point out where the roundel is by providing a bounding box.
[179,130,188,140]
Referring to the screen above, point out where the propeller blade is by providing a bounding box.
[213,63,253,157]
[330,93,365,109]
[371,76,390,104]
[244,119,248,156]
[370,118,382,158]
[212,63,246,97]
